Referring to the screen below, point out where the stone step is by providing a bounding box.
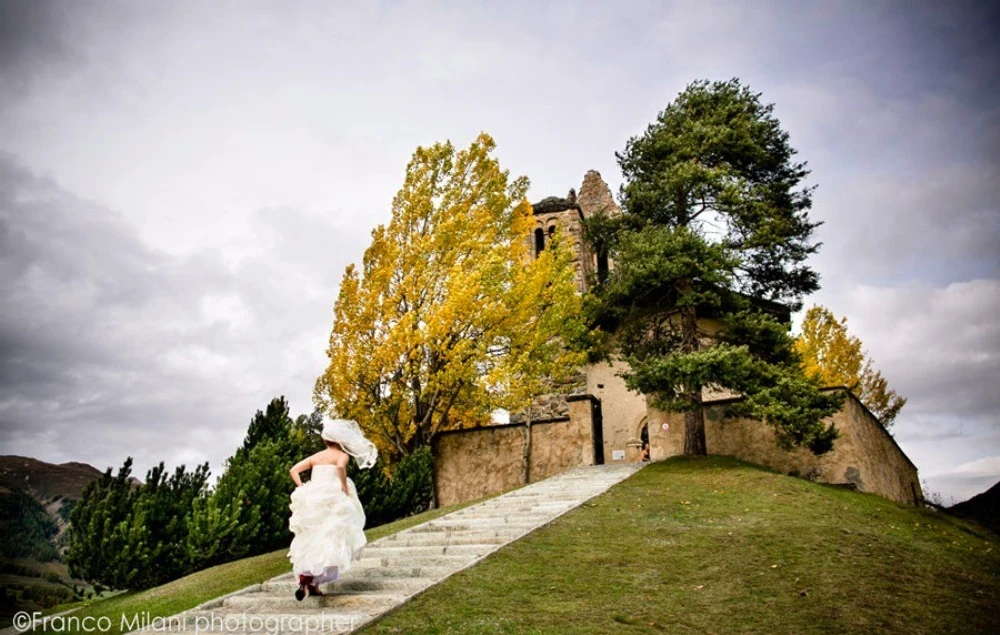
[410,519,539,532]
[263,561,451,583]
[355,553,479,568]
[377,532,510,546]
[223,591,406,612]
[424,509,553,529]
[393,526,534,546]
[466,496,577,505]
[470,502,577,514]
[359,543,495,558]
[522,479,610,487]
[444,512,562,522]
[410,519,539,531]
[504,487,583,494]
[345,563,453,579]
[263,576,432,595]
[494,494,582,503]
[454,503,574,513]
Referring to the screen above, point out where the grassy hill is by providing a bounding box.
[20,457,998,635]
[364,457,1000,634]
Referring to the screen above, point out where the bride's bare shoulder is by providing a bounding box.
[306,449,333,465]
[310,447,347,466]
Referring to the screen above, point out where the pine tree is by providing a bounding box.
[589,79,841,455]
[185,485,261,571]
[240,396,293,456]
[187,398,309,571]
[67,458,139,587]
[67,457,210,589]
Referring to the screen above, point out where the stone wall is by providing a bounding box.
[433,422,525,508]
[509,372,588,424]
[532,396,597,481]
[647,390,922,505]
[435,388,921,507]
[432,399,596,507]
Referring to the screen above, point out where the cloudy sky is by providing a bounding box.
[1,0,997,503]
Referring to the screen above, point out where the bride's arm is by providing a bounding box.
[336,454,349,495]
[289,455,314,487]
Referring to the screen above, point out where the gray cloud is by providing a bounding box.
[0,153,356,481]
[801,279,1000,501]
[0,1,70,82]
[818,168,1000,286]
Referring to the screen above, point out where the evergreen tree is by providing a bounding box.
[67,457,209,590]
[346,446,433,527]
[289,409,326,457]
[187,397,304,571]
[184,486,259,571]
[66,458,139,587]
[187,438,295,570]
[124,462,209,588]
[240,396,293,456]
[588,79,841,455]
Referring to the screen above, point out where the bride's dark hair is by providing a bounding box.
[323,439,344,452]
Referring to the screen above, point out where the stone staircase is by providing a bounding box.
[139,462,643,634]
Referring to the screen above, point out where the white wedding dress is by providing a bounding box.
[287,464,367,584]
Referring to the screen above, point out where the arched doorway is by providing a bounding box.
[627,416,650,463]
[639,420,650,462]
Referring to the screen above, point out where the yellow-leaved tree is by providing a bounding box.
[314,133,589,466]
[795,305,906,428]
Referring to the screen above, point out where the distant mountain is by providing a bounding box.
[0,456,105,502]
[0,457,131,619]
[0,456,123,561]
[949,480,1000,535]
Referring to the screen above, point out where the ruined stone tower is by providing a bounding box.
[525,170,622,293]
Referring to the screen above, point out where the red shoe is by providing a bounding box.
[295,575,313,601]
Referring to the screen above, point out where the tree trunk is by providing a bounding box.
[683,393,706,455]
[680,286,707,455]
[521,406,533,485]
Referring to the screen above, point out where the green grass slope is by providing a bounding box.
[365,456,1000,635]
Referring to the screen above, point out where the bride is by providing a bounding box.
[287,418,377,600]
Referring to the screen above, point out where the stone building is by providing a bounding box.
[432,171,922,508]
